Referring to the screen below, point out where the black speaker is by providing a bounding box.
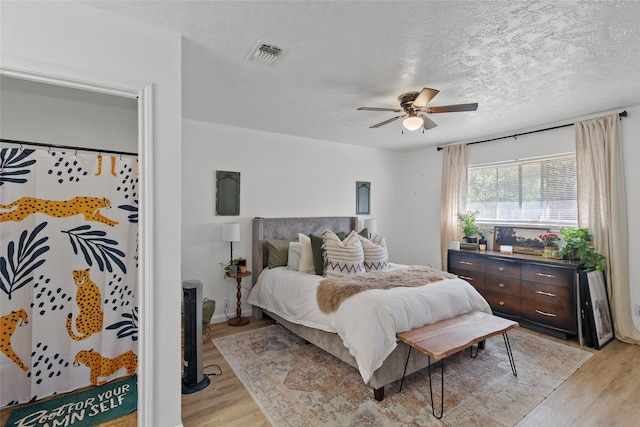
[182,279,210,394]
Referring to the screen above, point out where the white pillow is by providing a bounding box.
[359,234,389,271]
[287,241,302,271]
[297,233,315,274]
[322,230,365,278]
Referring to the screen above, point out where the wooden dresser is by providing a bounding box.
[447,249,582,339]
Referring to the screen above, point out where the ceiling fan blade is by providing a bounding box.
[369,114,406,128]
[421,115,438,130]
[411,87,440,110]
[357,107,404,112]
[426,103,478,113]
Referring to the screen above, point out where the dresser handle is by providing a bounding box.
[535,309,557,317]
[459,275,473,281]
[499,301,505,306]
[459,261,473,265]
[536,290,557,297]
[499,283,505,288]
[536,272,556,278]
[498,266,504,271]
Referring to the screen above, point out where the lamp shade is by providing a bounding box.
[364,219,377,234]
[402,116,423,131]
[221,222,240,242]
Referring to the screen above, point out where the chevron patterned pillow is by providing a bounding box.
[322,230,365,278]
[360,234,388,271]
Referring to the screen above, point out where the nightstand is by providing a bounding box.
[229,271,251,326]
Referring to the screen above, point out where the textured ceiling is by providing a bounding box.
[82,1,640,151]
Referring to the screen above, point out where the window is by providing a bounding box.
[467,154,577,227]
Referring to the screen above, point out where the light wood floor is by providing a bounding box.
[3,317,639,426]
[181,317,276,427]
[189,319,640,427]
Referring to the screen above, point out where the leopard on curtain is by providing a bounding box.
[0,147,139,407]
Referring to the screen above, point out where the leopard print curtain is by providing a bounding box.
[0,148,139,407]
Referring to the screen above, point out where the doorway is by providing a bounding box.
[0,68,153,424]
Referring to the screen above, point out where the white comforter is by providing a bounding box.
[247,264,492,383]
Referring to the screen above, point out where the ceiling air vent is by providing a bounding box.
[246,41,283,64]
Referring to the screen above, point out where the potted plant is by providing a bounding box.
[539,232,560,249]
[558,227,605,271]
[538,231,561,258]
[457,211,479,243]
[221,258,240,278]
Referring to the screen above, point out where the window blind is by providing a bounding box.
[467,154,577,226]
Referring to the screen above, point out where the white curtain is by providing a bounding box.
[0,148,139,407]
[575,115,639,344]
[440,144,467,270]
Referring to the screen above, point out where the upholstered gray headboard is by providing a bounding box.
[251,216,358,285]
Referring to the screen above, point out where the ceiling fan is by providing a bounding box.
[357,87,478,131]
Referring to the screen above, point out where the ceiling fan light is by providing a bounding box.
[403,116,423,131]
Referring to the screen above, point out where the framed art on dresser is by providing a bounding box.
[493,226,546,255]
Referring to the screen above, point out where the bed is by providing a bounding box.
[249,216,492,401]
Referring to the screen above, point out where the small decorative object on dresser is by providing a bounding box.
[539,232,560,247]
[539,232,560,259]
[478,225,492,252]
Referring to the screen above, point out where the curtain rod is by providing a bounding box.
[0,138,138,157]
[436,110,627,151]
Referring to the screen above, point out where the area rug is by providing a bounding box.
[214,325,592,427]
[4,375,136,427]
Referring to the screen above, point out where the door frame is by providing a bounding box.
[0,64,154,425]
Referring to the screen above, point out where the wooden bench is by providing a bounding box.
[396,311,519,418]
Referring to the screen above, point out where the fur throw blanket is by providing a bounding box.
[316,266,457,313]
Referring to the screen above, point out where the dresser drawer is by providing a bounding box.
[521,297,576,332]
[521,281,573,309]
[485,274,520,297]
[484,258,520,279]
[484,290,520,315]
[449,252,484,272]
[521,263,575,287]
[451,269,484,293]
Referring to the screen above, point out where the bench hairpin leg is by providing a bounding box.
[470,338,486,358]
[399,346,412,393]
[470,344,479,358]
[503,332,517,376]
[427,355,445,419]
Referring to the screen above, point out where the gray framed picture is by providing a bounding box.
[356,181,370,215]
[216,171,240,216]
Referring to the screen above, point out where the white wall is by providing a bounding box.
[181,119,402,322]
[1,2,182,426]
[620,105,640,331]
[0,76,137,153]
[400,105,640,332]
